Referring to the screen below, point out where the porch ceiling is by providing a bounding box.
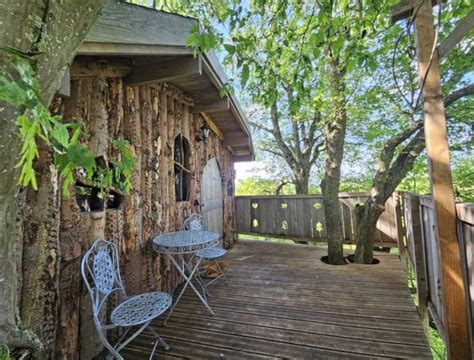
[77,0,253,162]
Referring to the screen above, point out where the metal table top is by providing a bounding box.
[152,230,220,254]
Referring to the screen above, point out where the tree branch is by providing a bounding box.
[445,84,474,107]
[250,121,273,134]
[270,102,296,165]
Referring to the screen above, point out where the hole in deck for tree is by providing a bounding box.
[320,256,349,265]
[346,254,380,265]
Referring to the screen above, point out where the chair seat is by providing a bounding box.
[111,292,172,327]
[195,247,226,259]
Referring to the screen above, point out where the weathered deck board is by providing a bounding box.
[123,240,432,359]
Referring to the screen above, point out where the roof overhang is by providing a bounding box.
[77,0,253,162]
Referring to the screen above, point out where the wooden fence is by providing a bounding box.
[395,192,474,353]
[235,193,398,246]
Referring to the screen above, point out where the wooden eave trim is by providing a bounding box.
[78,42,193,57]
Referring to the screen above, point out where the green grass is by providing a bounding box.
[428,326,447,359]
[406,265,447,359]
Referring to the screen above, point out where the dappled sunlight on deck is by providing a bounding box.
[122,240,431,359]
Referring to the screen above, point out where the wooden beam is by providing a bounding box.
[70,60,132,79]
[438,10,474,59]
[234,154,253,162]
[78,42,193,57]
[125,56,202,86]
[391,0,441,23]
[233,149,251,156]
[193,98,229,113]
[223,135,248,147]
[200,113,223,140]
[412,1,471,358]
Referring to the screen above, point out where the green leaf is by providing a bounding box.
[54,153,69,172]
[241,64,250,88]
[52,124,69,148]
[224,43,236,54]
[67,144,95,169]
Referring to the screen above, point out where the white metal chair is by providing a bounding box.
[81,238,172,360]
[183,213,206,231]
[183,214,228,290]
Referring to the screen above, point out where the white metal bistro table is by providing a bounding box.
[152,230,219,323]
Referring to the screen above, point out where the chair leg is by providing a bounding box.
[214,259,228,284]
[98,326,124,360]
[147,325,170,351]
[194,271,210,298]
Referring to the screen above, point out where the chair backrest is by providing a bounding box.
[81,238,126,321]
[184,213,205,231]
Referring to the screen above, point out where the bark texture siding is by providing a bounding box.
[15,60,237,359]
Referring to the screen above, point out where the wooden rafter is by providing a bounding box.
[193,98,230,113]
[125,56,202,86]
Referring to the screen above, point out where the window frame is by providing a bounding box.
[174,134,191,202]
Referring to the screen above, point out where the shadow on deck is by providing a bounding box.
[123,240,431,359]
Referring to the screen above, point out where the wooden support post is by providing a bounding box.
[394,192,408,265]
[409,194,429,330]
[412,1,471,358]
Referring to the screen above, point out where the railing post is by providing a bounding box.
[394,192,407,266]
[409,194,429,330]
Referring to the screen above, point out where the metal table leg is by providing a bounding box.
[164,253,215,324]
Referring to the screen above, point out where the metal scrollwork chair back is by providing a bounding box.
[183,213,205,231]
[183,214,228,294]
[81,238,171,359]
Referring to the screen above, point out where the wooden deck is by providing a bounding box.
[123,240,432,359]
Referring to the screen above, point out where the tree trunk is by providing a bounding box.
[352,81,474,265]
[0,104,39,349]
[294,170,310,195]
[321,57,346,265]
[294,179,309,194]
[353,199,385,263]
[354,130,425,264]
[0,0,105,352]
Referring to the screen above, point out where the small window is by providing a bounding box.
[174,134,191,202]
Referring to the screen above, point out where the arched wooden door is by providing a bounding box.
[201,158,224,238]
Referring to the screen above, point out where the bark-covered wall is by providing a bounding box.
[16,59,238,359]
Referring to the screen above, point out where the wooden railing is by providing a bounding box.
[395,192,474,352]
[235,193,398,246]
[235,192,474,351]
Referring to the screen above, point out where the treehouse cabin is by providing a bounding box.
[12,1,474,359]
[15,1,253,358]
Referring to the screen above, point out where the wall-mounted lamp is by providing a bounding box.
[196,122,211,142]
